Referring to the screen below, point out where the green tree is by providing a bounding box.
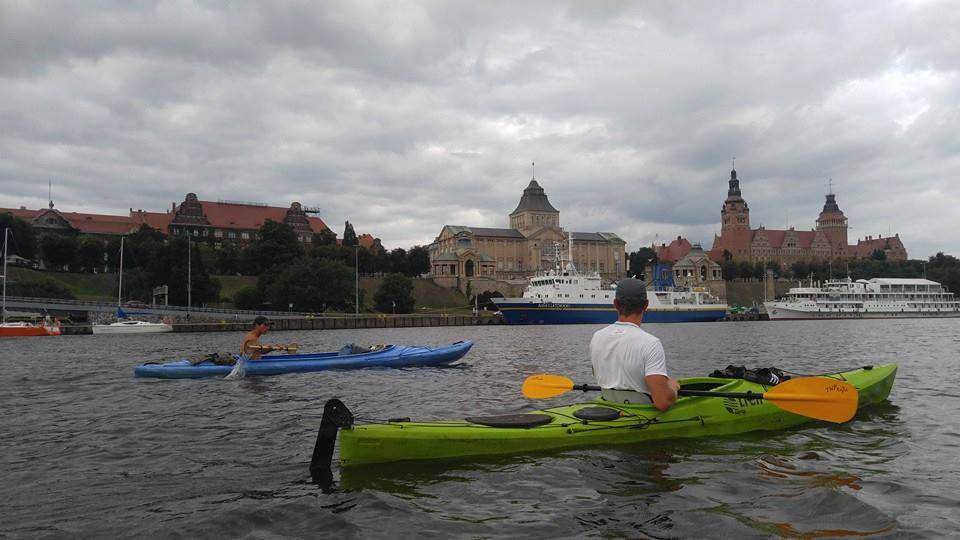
[387,247,408,275]
[40,234,78,270]
[214,242,242,275]
[342,221,358,247]
[243,220,305,275]
[312,228,338,247]
[627,247,658,278]
[406,245,431,276]
[0,213,37,259]
[76,236,105,273]
[233,286,262,310]
[871,249,887,261]
[261,258,354,312]
[310,244,352,265]
[374,273,415,313]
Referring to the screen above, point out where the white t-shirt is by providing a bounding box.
[590,321,668,396]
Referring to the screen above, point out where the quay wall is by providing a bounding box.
[60,314,506,335]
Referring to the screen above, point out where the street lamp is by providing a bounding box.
[354,245,359,317]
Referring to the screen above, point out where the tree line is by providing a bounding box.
[1,213,424,313]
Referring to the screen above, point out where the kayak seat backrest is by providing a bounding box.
[573,407,622,421]
[465,414,553,428]
[680,382,729,392]
[600,389,652,404]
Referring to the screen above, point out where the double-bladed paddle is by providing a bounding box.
[521,374,858,423]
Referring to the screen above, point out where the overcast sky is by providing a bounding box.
[2,1,958,258]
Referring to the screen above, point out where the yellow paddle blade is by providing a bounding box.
[522,374,575,399]
[763,377,859,423]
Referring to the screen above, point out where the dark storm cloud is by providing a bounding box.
[1,0,958,256]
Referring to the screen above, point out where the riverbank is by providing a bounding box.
[60,314,506,335]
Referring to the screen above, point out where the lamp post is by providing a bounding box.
[354,245,359,318]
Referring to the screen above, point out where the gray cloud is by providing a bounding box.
[1,0,958,256]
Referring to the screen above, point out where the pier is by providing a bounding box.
[59,314,506,335]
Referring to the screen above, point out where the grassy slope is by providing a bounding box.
[4,268,470,311]
[216,275,257,301]
[7,267,117,301]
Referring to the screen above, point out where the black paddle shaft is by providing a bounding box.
[573,384,763,401]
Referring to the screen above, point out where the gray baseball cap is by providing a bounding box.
[615,278,648,303]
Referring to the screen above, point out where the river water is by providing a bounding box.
[2,319,958,538]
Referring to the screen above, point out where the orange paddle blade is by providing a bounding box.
[763,377,859,423]
[522,374,575,399]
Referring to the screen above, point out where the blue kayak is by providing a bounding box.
[134,341,473,379]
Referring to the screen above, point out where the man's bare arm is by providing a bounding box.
[645,374,679,412]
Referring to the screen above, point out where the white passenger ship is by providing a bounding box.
[494,235,728,325]
[764,277,960,320]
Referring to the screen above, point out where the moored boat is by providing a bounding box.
[0,320,62,337]
[764,277,960,320]
[493,272,727,324]
[1,228,61,337]
[93,319,173,335]
[311,364,896,471]
[492,231,727,324]
[134,340,474,379]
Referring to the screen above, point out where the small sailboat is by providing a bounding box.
[1,227,61,337]
[92,236,172,335]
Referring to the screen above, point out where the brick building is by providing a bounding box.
[708,166,907,265]
[430,176,626,285]
[2,193,334,246]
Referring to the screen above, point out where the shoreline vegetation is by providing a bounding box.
[6,213,960,315]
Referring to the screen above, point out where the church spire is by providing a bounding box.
[727,159,742,200]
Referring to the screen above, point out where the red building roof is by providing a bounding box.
[177,200,330,233]
[0,207,137,235]
[850,235,905,258]
[655,236,692,263]
[3,196,334,240]
[130,210,174,232]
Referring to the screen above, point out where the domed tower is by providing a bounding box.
[510,172,559,235]
[721,166,750,234]
[816,189,849,258]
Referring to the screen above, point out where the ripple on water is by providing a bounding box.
[3,320,960,537]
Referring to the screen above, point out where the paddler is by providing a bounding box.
[590,278,680,411]
[240,316,284,360]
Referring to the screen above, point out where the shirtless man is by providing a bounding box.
[240,316,283,360]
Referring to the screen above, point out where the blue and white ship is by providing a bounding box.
[492,242,727,324]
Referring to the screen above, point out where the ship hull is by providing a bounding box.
[495,302,726,325]
[765,303,960,320]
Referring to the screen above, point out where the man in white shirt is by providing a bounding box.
[590,278,680,411]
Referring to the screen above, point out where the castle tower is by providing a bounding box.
[720,166,750,234]
[816,190,849,258]
[510,175,560,235]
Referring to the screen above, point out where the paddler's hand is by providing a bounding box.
[668,377,681,396]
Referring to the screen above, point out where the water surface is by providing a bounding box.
[3,319,957,538]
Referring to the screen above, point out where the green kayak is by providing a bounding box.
[310,364,896,479]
